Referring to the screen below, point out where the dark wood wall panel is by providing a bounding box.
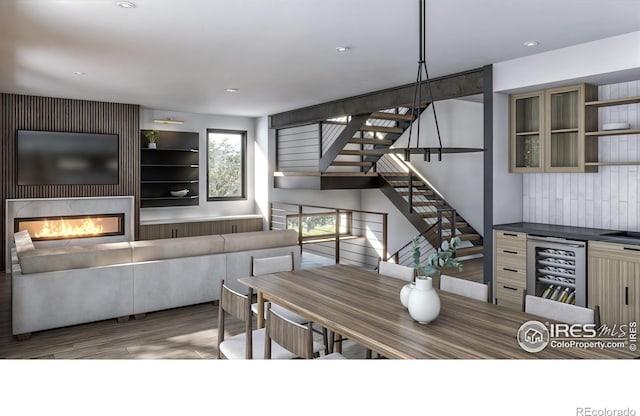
[1,93,140,269]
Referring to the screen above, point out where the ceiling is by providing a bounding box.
[1,0,639,117]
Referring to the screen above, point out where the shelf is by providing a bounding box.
[550,128,579,134]
[585,96,640,108]
[537,277,576,289]
[141,195,199,201]
[537,267,577,280]
[141,180,199,184]
[515,131,540,136]
[537,259,576,270]
[141,148,198,152]
[538,251,576,261]
[585,128,640,137]
[141,164,199,168]
[585,161,640,167]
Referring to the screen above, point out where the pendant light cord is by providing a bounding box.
[408,0,443,152]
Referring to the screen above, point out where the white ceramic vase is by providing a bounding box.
[407,277,440,324]
[148,143,157,149]
[400,282,415,308]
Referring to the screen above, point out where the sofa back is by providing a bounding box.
[130,234,225,262]
[18,242,132,274]
[221,229,298,253]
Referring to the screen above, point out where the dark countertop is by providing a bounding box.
[493,222,640,246]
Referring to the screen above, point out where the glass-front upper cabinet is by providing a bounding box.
[509,83,598,174]
[545,85,583,172]
[510,91,544,173]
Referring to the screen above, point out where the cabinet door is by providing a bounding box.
[543,84,598,173]
[510,92,544,173]
[140,224,173,240]
[622,263,640,326]
[588,254,624,327]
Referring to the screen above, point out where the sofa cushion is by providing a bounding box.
[130,234,225,262]
[222,230,298,253]
[18,242,132,274]
[14,230,35,254]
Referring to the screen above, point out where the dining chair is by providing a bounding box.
[524,294,599,325]
[250,253,307,323]
[265,302,345,359]
[217,280,297,359]
[250,253,329,350]
[378,261,415,282]
[439,274,491,303]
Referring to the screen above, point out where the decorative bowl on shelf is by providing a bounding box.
[170,189,189,197]
[602,122,630,131]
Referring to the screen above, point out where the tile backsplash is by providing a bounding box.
[522,80,640,231]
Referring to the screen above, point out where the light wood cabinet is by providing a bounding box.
[494,230,527,310]
[139,217,263,240]
[588,241,640,327]
[509,83,598,173]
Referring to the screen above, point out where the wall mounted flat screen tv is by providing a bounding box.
[17,130,119,185]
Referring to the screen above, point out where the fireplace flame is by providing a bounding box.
[35,218,104,238]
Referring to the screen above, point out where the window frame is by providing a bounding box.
[206,128,247,201]
[285,211,352,241]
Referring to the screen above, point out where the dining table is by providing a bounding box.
[238,264,639,359]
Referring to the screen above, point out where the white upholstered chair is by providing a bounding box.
[265,303,345,360]
[439,274,491,303]
[524,295,598,325]
[217,281,297,359]
[378,261,415,282]
[249,252,308,324]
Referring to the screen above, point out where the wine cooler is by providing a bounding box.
[526,236,587,307]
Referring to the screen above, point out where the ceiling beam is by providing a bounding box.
[269,68,484,129]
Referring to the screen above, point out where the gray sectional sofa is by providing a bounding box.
[11,229,300,337]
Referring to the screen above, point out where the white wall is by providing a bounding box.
[392,99,485,234]
[523,81,640,231]
[140,108,256,222]
[494,31,640,93]
[492,92,523,225]
[254,116,270,229]
[360,189,419,257]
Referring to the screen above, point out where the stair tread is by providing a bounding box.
[370,112,414,122]
[411,200,444,206]
[360,125,404,134]
[397,190,434,196]
[330,161,374,167]
[349,138,394,145]
[419,211,453,218]
[455,246,484,257]
[457,233,481,241]
[388,180,425,187]
[339,149,391,156]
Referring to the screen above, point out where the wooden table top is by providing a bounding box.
[239,265,639,359]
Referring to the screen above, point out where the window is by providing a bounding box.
[207,129,246,200]
[286,212,351,240]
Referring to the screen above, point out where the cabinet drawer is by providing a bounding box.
[589,241,640,262]
[495,248,526,268]
[495,230,526,242]
[496,284,524,311]
[496,266,526,289]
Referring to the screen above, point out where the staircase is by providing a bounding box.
[276,104,484,261]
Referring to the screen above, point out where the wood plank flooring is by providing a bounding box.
[0,256,484,359]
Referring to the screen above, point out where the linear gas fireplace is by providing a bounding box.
[5,196,135,272]
[15,214,124,242]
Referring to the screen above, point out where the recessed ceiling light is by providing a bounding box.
[116,1,136,8]
[73,71,85,75]
[523,41,540,47]
[336,46,350,52]
[225,88,239,93]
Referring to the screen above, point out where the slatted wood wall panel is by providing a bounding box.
[1,93,140,269]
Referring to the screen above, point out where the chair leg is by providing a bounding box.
[335,334,343,354]
[322,327,329,355]
[366,348,372,359]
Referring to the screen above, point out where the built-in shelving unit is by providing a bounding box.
[584,94,640,167]
[140,130,200,208]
